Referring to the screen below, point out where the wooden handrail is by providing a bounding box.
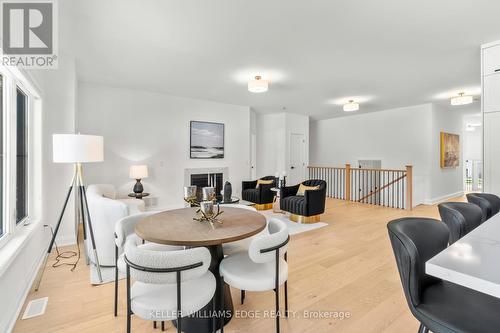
[308,166,406,173]
[307,166,346,170]
[357,174,406,202]
[308,164,413,210]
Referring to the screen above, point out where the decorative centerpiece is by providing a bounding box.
[184,185,199,206]
[223,181,232,203]
[194,201,223,229]
[184,186,224,228]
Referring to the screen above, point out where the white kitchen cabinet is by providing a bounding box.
[483,44,500,76]
[483,112,500,196]
[482,41,500,195]
[483,74,500,112]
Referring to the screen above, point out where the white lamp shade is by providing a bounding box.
[130,165,148,179]
[53,134,104,163]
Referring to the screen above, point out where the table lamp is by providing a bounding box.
[130,165,148,194]
[35,134,105,290]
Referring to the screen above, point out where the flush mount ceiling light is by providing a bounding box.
[465,124,476,132]
[451,92,473,106]
[343,100,359,112]
[248,76,268,93]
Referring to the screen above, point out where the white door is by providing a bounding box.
[289,133,306,185]
[251,134,257,179]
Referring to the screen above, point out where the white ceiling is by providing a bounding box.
[63,0,500,120]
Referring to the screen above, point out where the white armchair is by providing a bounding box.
[86,184,145,266]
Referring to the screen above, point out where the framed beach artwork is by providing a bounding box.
[440,132,460,168]
[190,121,225,159]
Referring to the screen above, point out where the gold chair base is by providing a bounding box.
[290,214,321,224]
[254,203,273,210]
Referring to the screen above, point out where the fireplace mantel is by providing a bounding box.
[184,167,229,187]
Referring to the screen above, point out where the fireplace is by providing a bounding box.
[184,167,229,201]
[190,173,223,201]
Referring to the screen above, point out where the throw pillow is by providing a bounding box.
[297,184,320,196]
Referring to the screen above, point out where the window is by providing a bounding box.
[16,88,28,224]
[0,67,39,247]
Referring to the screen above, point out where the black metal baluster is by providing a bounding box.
[397,171,400,209]
[382,171,385,206]
[391,172,395,208]
[401,172,406,209]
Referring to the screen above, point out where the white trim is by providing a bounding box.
[481,40,500,50]
[5,230,48,333]
[423,191,464,205]
[0,62,42,250]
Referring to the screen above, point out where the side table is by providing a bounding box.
[128,192,150,199]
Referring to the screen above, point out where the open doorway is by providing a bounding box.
[463,113,483,192]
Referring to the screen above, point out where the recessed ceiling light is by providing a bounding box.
[451,92,473,106]
[248,76,268,93]
[343,100,359,112]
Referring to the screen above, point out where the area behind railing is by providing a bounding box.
[308,164,413,210]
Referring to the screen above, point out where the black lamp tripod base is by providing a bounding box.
[34,163,103,291]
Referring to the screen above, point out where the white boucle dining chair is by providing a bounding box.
[219,218,290,333]
[221,204,268,256]
[221,204,270,305]
[124,239,216,333]
[114,211,183,328]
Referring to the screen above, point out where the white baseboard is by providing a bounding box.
[423,191,464,205]
[6,238,48,333]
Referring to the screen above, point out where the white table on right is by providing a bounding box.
[426,213,500,298]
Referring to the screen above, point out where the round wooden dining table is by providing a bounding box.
[135,206,267,333]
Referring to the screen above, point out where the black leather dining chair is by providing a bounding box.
[466,192,500,221]
[387,217,500,333]
[438,202,483,244]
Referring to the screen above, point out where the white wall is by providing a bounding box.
[311,104,433,206]
[256,112,309,183]
[428,104,464,202]
[0,54,77,333]
[77,82,251,207]
[310,103,469,206]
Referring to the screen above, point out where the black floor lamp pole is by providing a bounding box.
[34,164,103,291]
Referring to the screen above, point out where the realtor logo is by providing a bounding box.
[1,0,58,68]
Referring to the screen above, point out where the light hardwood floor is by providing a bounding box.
[14,197,463,333]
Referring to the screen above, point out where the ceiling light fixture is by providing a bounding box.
[248,76,268,93]
[451,92,473,106]
[343,100,359,112]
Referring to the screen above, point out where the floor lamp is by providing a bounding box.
[34,134,104,291]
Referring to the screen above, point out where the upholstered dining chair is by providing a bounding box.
[124,240,216,333]
[388,217,500,333]
[221,204,267,256]
[466,192,500,221]
[219,218,289,333]
[114,212,183,322]
[438,202,483,244]
[221,204,269,305]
